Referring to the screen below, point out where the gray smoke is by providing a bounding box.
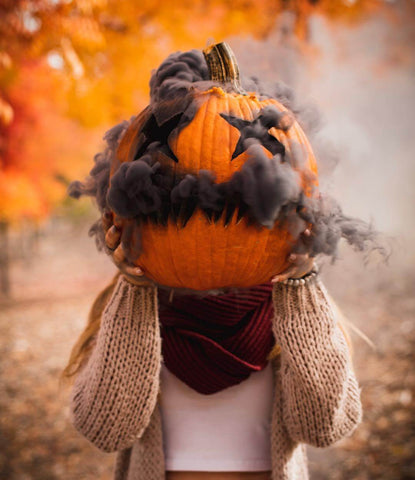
[149,49,211,129]
[227,144,301,228]
[68,120,131,249]
[107,157,162,217]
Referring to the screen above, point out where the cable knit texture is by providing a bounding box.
[69,274,362,480]
[70,278,162,453]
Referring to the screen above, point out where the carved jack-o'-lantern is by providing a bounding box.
[107,43,319,290]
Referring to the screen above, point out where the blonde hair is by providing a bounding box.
[61,273,120,383]
[327,294,353,356]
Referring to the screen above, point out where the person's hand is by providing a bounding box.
[271,228,315,283]
[102,211,154,287]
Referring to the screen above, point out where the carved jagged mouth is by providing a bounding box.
[145,191,254,229]
[107,142,305,230]
[146,179,256,229]
[108,169,301,229]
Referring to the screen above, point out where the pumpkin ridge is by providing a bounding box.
[201,94,212,176]
[168,94,205,161]
[165,220,187,287]
[194,96,212,285]
[209,94,221,286]
[138,222,167,283]
[217,91,233,288]
[267,221,292,281]
[225,94,251,284]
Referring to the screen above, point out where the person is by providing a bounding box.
[62,212,362,480]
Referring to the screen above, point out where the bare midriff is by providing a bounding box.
[166,472,271,480]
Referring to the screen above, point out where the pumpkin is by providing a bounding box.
[108,43,319,291]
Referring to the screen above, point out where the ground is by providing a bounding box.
[0,219,414,480]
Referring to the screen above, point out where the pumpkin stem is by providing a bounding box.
[203,42,246,95]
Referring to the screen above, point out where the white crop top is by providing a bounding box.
[159,360,274,472]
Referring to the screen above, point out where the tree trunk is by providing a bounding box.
[0,221,10,297]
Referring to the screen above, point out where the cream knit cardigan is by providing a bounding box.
[69,274,362,480]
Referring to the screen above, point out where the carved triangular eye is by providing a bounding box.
[220,112,285,160]
[134,113,182,163]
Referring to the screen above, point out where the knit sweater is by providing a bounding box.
[69,274,362,480]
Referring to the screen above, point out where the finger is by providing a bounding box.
[105,225,121,250]
[287,252,310,265]
[298,226,314,252]
[271,263,302,283]
[112,244,125,266]
[123,273,154,287]
[123,265,144,277]
[272,254,315,281]
[102,211,113,232]
[113,215,124,229]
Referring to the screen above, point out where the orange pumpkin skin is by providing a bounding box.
[114,86,318,291]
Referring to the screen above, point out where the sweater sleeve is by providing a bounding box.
[271,275,362,448]
[69,275,162,453]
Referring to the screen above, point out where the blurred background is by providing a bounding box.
[0,1,414,479]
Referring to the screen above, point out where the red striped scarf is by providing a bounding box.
[158,284,275,394]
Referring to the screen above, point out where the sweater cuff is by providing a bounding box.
[272,272,333,336]
[119,273,156,292]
